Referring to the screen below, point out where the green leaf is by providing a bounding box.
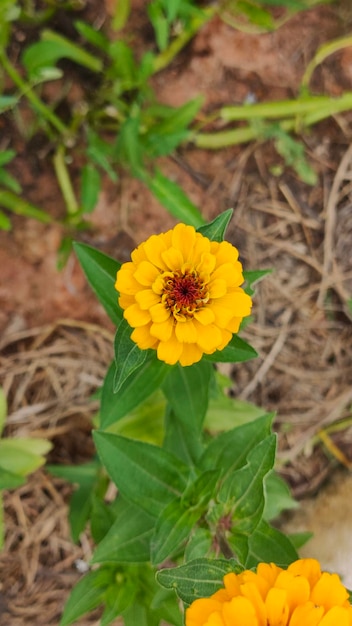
[0,95,18,112]
[115,113,144,177]
[205,392,266,432]
[0,466,25,489]
[144,168,204,228]
[143,97,203,157]
[80,163,101,213]
[0,438,51,476]
[162,361,213,460]
[0,167,22,194]
[73,242,122,325]
[245,519,298,568]
[101,357,168,428]
[111,0,131,30]
[197,209,233,242]
[59,568,113,626]
[151,498,200,565]
[205,334,257,363]
[0,493,3,549]
[199,413,274,476]
[157,558,241,605]
[113,320,149,393]
[220,435,277,533]
[264,471,298,521]
[108,389,165,446]
[0,210,11,230]
[93,431,189,517]
[236,1,275,30]
[92,498,154,564]
[0,149,16,167]
[74,20,109,51]
[148,3,170,51]
[163,408,201,466]
[184,528,214,561]
[243,268,272,296]
[22,29,103,79]
[0,388,7,436]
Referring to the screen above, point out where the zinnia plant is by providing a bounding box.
[185,558,352,626]
[57,209,342,626]
[115,222,252,366]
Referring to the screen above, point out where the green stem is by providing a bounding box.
[0,50,70,136]
[53,147,79,216]
[0,189,53,223]
[193,92,352,149]
[152,7,215,74]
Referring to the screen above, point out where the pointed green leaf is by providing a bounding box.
[243,269,272,296]
[59,568,113,626]
[144,168,205,227]
[101,357,168,428]
[162,361,213,434]
[92,498,154,564]
[199,413,274,476]
[220,435,277,533]
[151,498,200,565]
[205,334,257,363]
[197,209,233,242]
[80,163,101,213]
[184,528,214,562]
[246,519,298,568]
[113,320,149,393]
[157,558,241,605]
[93,431,189,517]
[73,242,122,325]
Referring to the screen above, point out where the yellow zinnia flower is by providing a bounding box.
[186,559,352,626]
[115,223,252,366]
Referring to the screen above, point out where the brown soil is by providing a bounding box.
[1,1,352,624]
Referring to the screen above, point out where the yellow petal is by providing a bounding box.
[227,316,241,334]
[287,559,321,590]
[311,573,349,611]
[195,322,222,352]
[265,587,289,626]
[222,596,258,626]
[197,252,216,276]
[179,343,203,366]
[211,262,243,287]
[319,606,352,626]
[150,303,170,323]
[134,261,160,287]
[157,333,183,365]
[115,264,140,294]
[240,582,267,624]
[211,240,239,266]
[143,234,168,270]
[209,278,227,299]
[185,598,224,626]
[135,289,160,310]
[289,603,324,626]
[161,247,184,271]
[131,325,157,350]
[194,307,215,325]
[124,304,151,327]
[275,571,310,613]
[175,319,198,343]
[150,318,174,342]
[171,223,196,263]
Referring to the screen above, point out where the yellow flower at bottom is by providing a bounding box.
[115,223,252,366]
[186,559,352,626]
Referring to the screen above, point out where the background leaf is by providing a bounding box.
[144,168,205,227]
[73,243,122,325]
[93,431,189,517]
[205,335,257,363]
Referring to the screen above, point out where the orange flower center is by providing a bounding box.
[161,270,209,319]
